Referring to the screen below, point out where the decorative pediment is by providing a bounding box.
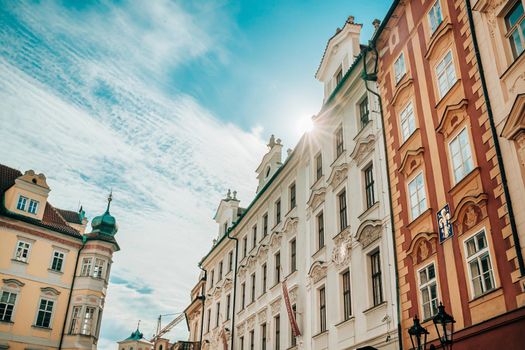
[213,286,222,299]
[473,0,509,37]
[238,264,247,279]
[236,321,246,334]
[255,244,269,262]
[332,228,352,268]
[407,232,438,265]
[390,78,414,106]
[223,278,233,291]
[2,278,25,288]
[270,298,281,315]
[425,22,453,60]
[436,99,468,138]
[246,314,256,330]
[501,93,525,140]
[41,287,61,296]
[350,134,376,166]
[308,261,327,284]
[282,216,298,236]
[327,162,348,189]
[398,147,425,177]
[269,231,283,249]
[307,187,326,210]
[356,220,382,248]
[257,307,268,323]
[451,193,489,234]
[246,255,257,270]
[288,285,299,304]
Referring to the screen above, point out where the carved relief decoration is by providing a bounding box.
[390,78,414,106]
[327,163,349,189]
[41,287,60,296]
[407,232,438,265]
[436,99,468,138]
[331,228,352,268]
[213,286,222,299]
[236,321,246,334]
[307,187,326,210]
[247,315,256,330]
[269,231,283,249]
[271,298,281,315]
[247,255,257,270]
[256,244,269,262]
[451,193,489,234]
[223,277,233,291]
[282,216,298,236]
[398,148,425,178]
[308,261,328,284]
[257,307,268,323]
[516,132,525,169]
[350,134,376,166]
[2,278,25,288]
[476,0,513,37]
[238,264,247,279]
[288,285,299,304]
[355,220,383,248]
[501,93,525,140]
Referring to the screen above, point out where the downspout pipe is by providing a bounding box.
[465,0,525,276]
[58,235,86,350]
[197,265,207,350]
[362,45,403,350]
[225,229,239,350]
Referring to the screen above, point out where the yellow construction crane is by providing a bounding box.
[150,312,186,344]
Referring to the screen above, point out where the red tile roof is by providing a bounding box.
[56,208,83,224]
[0,163,81,238]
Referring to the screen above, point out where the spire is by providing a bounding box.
[106,189,113,212]
[136,319,141,331]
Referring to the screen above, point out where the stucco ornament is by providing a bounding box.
[236,321,245,334]
[327,163,349,189]
[307,187,326,210]
[238,264,247,279]
[483,0,511,37]
[289,285,298,304]
[271,298,281,315]
[269,231,283,249]
[332,229,352,268]
[464,206,479,229]
[256,244,269,263]
[223,277,233,291]
[356,220,382,248]
[350,134,376,165]
[308,261,328,284]
[282,217,298,236]
[516,132,525,168]
[247,315,256,330]
[257,307,268,323]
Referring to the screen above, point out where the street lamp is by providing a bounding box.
[433,302,456,349]
[408,315,429,350]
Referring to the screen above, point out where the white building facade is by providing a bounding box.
[195,16,399,350]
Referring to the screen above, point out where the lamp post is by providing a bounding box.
[433,302,456,349]
[408,315,429,350]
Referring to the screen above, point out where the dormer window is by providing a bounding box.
[28,199,39,214]
[335,66,343,86]
[17,195,28,211]
[265,166,271,178]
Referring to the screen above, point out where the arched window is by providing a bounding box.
[159,345,163,350]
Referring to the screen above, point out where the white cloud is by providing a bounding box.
[0,1,266,347]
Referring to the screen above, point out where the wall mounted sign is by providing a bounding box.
[437,204,453,243]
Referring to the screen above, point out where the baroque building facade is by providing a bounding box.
[0,163,120,350]
[370,0,525,348]
[192,16,399,350]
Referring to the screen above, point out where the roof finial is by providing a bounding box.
[137,319,141,331]
[226,189,232,199]
[233,190,237,200]
[106,189,113,212]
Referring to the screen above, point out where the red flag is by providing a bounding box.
[282,279,301,337]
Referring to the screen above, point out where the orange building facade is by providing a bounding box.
[370,0,525,348]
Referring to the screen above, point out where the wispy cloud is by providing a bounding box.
[0,0,266,347]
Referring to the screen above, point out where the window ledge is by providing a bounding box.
[312,246,326,260]
[353,120,374,141]
[312,330,328,339]
[435,79,462,109]
[310,176,325,190]
[286,270,298,280]
[358,202,380,221]
[407,208,433,230]
[32,325,52,331]
[448,167,480,198]
[363,301,387,315]
[330,151,347,167]
[270,282,280,292]
[500,49,525,80]
[0,320,14,324]
[11,259,28,265]
[48,268,63,275]
[335,316,355,328]
[469,286,502,306]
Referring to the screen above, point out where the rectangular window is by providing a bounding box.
[316,153,323,181]
[243,236,248,258]
[240,336,244,350]
[16,195,27,211]
[436,51,457,98]
[394,52,406,83]
[263,213,268,236]
[210,270,215,289]
[228,251,233,272]
[360,96,370,129]
[289,183,296,210]
[80,257,92,277]
[419,263,439,320]
[465,230,495,297]
[35,299,54,328]
[252,225,257,249]
[275,252,281,284]
[262,263,267,294]
[218,262,223,281]
[371,250,384,306]
[69,305,82,334]
[335,66,343,86]
[241,283,246,309]
[261,323,267,350]
[274,315,280,350]
[216,302,220,328]
[408,173,427,219]
[28,199,39,214]
[51,251,65,272]
[449,128,474,183]
[364,164,375,209]
[224,222,228,234]
[319,286,326,332]
[81,307,95,335]
[207,309,211,333]
[317,212,324,250]
[226,294,231,320]
[93,258,105,279]
[290,239,297,272]
[275,199,281,224]
[400,101,416,142]
[342,270,352,320]
[336,126,344,157]
[15,240,31,262]
[249,329,255,350]
[338,190,348,231]
[428,0,443,33]
[505,1,525,58]
[0,291,17,322]
[291,304,297,346]
[251,273,256,303]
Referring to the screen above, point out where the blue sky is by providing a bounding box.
[0,0,391,348]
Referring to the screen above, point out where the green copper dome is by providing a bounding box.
[91,192,118,236]
[125,328,144,341]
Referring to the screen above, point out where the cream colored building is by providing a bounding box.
[0,163,120,350]
[192,16,398,350]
